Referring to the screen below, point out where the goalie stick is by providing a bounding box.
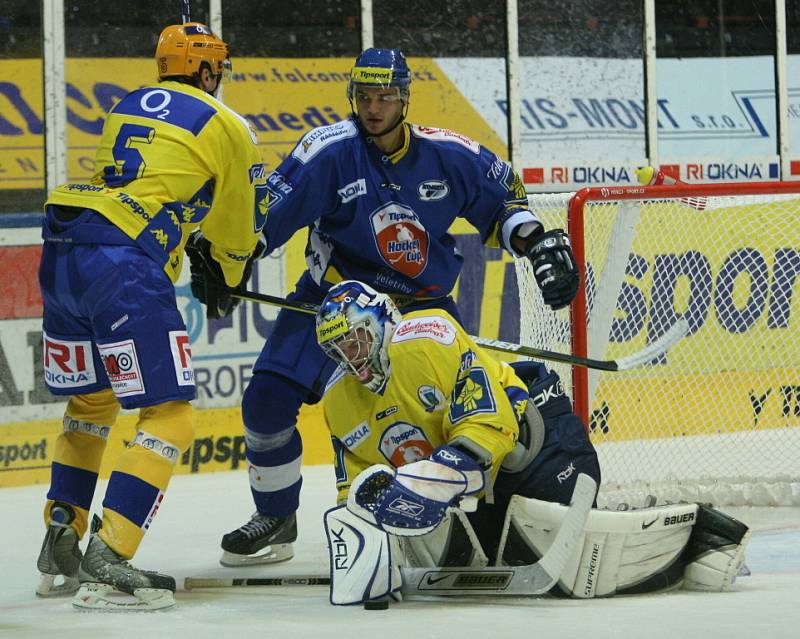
[184,473,596,597]
[231,289,689,372]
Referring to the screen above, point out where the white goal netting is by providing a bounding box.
[517,184,800,508]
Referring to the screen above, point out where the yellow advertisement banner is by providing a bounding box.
[0,403,332,488]
[0,57,505,189]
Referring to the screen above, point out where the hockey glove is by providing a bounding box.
[347,446,485,537]
[185,231,265,320]
[523,228,580,311]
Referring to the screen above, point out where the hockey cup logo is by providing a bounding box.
[417,180,449,201]
[371,203,429,278]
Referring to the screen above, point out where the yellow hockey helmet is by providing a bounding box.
[156,22,232,82]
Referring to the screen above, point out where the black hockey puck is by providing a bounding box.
[363,598,389,610]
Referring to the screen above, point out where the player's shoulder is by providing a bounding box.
[290,118,360,165]
[390,309,461,348]
[111,82,257,144]
[409,123,482,156]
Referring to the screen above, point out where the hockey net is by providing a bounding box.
[517,182,800,508]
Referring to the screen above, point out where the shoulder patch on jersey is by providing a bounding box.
[417,385,446,412]
[292,120,358,165]
[392,315,457,345]
[411,124,480,154]
[449,367,497,424]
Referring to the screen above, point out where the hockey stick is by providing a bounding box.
[231,289,689,372]
[398,472,595,596]
[185,576,329,589]
[184,474,596,597]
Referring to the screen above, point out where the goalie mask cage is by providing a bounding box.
[518,181,800,508]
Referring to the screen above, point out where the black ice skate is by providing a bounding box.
[220,512,297,567]
[36,502,82,597]
[73,531,176,611]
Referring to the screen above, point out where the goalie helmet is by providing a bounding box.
[156,22,232,83]
[316,281,401,393]
[347,48,411,102]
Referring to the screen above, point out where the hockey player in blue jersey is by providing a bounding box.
[35,22,266,610]
[212,47,580,565]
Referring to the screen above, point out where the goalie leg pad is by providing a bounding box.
[498,497,700,597]
[400,509,488,568]
[682,506,751,592]
[324,505,402,605]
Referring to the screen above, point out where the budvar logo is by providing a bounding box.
[42,333,97,389]
[392,316,456,345]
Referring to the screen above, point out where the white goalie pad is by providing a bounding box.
[400,509,488,568]
[497,496,699,598]
[324,505,402,605]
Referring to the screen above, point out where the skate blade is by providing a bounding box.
[36,573,80,597]
[219,543,294,567]
[72,582,175,611]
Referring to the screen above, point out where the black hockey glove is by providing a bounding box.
[523,228,580,311]
[185,231,265,320]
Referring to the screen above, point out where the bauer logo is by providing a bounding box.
[417,180,449,201]
[379,422,433,467]
[337,178,367,203]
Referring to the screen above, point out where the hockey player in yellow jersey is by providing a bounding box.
[315,281,751,605]
[35,22,266,610]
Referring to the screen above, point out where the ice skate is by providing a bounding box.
[36,502,82,597]
[73,533,176,611]
[220,512,296,567]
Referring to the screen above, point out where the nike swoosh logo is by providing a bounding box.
[642,517,659,529]
[425,574,452,586]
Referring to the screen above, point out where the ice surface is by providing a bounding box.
[3,465,799,639]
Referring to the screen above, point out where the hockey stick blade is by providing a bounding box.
[233,289,688,372]
[399,473,596,597]
[184,576,330,590]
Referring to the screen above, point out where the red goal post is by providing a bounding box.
[518,181,800,508]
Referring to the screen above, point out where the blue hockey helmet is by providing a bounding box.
[315,280,402,393]
[347,48,412,102]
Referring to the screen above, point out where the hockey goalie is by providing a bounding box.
[313,280,751,604]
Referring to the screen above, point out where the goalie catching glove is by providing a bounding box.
[185,231,265,319]
[347,445,486,536]
[516,225,579,311]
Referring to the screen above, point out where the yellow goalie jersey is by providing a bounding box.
[45,81,267,286]
[323,309,529,502]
